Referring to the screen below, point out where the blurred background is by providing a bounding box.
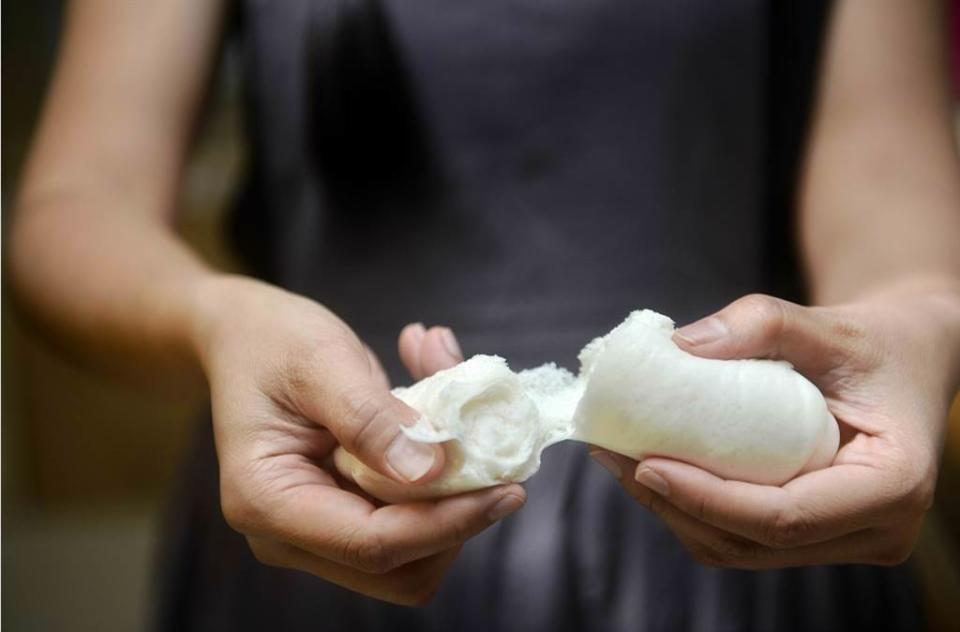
[3,3,960,631]
[3,3,244,631]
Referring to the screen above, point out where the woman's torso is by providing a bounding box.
[153,2,923,630]
[232,0,799,377]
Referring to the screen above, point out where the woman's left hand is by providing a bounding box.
[591,285,960,568]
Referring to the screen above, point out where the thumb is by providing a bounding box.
[672,294,843,374]
[295,342,446,485]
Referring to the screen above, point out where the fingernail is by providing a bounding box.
[386,433,437,482]
[635,466,669,496]
[488,494,524,521]
[675,317,728,347]
[590,451,622,478]
[439,328,463,361]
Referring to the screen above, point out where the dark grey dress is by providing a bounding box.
[154,1,923,629]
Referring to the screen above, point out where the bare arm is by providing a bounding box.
[10,0,226,383]
[600,0,960,570]
[800,0,960,305]
[8,1,521,603]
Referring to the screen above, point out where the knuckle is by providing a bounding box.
[278,337,356,411]
[220,485,263,535]
[279,342,327,398]
[714,536,757,564]
[645,493,669,518]
[219,461,281,536]
[687,542,725,568]
[916,483,935,514]
[872,522,922,567]
[394,582,442,607]
[737,294,785,337]
[908,469,936,515]
[623,479,655,508]
[874,539,915,567]
[343,529,395,574]
[691,493,711,523]
[443,515,474,546]
[247,538,284,568]
[762,504,812,549]
[340,388,395,457]
[688,537,762,569]
[891,459,936,517]
[282,347,315,394]
[902,485,934,519]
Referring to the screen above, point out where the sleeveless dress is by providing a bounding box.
[153,1,924,629]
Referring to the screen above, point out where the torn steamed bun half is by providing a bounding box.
[337,310,840,501]
[572,310,839,485]
[394,355,580,492]
[334,355,583,502]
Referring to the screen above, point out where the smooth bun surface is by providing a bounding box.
[573,310,839,485]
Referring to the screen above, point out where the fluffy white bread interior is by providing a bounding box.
[394,355,581,496]
[343,310,839,500]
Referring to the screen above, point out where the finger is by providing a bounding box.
[296,340,445,483]
[336,446,444,503]
[653,505,895,569]
[363,343,392,390]
[653,512,888,569]
[634,456,900,548]
[398,324,463,379]
[420,326,463,376]
[322,450,384,505]
[610,454,775,564]
[671,294,862,376]
[591,450,765,560]
[398,322,427,380]
[712,529,889,569]
[366,483,525,566]
[259,479,524,573]
[592,451,890,568]
[588,446,629,479]
[247,536,460,606]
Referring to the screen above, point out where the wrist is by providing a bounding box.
[186,273,266,372]
[855,275,960,328]
[848,274,960,392]
[825,271,959,305]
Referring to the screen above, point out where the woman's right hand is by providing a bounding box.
[192,275,525,605]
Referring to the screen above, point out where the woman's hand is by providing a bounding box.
[193,276,525,604]
[592,285,960,568]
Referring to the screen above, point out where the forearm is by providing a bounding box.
[800,123,960,305]
[7,0,231,386]
[799,0,960,305]
[9,190,217,386]
[800,129,960,303]
[800,114,960,393]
